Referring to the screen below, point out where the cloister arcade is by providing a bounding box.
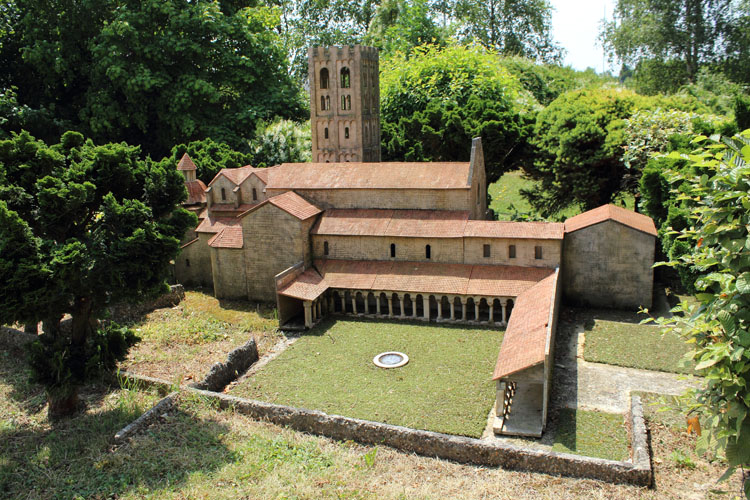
[300,288,514,328]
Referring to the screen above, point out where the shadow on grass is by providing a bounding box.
[0,397,236,499]
[303,315,505,338]
[576,308,651,331]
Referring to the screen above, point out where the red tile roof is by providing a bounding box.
[493,271,559,380]
[465,221,564,240]
[208,165,256,186]
[207,226,244,249]
[195,216,238,234]
[267,191,322,220]
[177,153,197,171]
[253,166,275,184]
[184,179,207,205]
[209,203,257,217]
[180,237,199,249]
[313,260,553,297]
[267,162,471,190]
[564,204,657,237]
[312,209,470,238]
[277,268,327,301]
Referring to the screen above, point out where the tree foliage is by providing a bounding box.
[365,0,447,56]
[453,0,562,62]
[169,138,254,185]
[600,0,735,82]
[249,119,311,167]
[380,44,530,183]
[1,0,305,157]
[653,130,750,497]
[0,130,195,415]
[522,88,638,217]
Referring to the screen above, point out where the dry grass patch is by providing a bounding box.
[120,289,281,383]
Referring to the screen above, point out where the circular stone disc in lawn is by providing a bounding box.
[373,351,409,368]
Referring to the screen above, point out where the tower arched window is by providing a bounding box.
[320,96,325,110]
[345,127,349,139]
[346,95,351,109]
[324,127,329,139]
[320,67,329,89]
[340,67,350,88]
[325,96,330,110]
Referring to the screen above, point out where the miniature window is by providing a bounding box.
[186,258,190,267]
[535,246,543,260]
[320,96,325,110]
[509,244,516,258]
[324,241,329,256]
[390,243,396,258]
[252,188,257,201]
[477,184,480,205]
[324,127,329,139]
[345,127,349,139]
[483,244,491,258]
[346,95,351,109]
[340,67,350,88]
[320,68,329,89]
[425,245,431,259]
[221,187,226,201]
[325,96,330,110]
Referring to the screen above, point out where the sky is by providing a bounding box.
[549,0,618,73]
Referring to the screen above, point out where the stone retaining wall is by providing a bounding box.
[114,392,178,443]
[190,339,259,392]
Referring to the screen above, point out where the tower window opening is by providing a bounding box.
[324,127,329,139]
[320,68,329,89]
[390,243,396,258]
[340,67,350,88]
[425,245,431,259]
[346,95,351,109]
[320,96,326,110]
[325,96,330,110]
[345,127,349,139]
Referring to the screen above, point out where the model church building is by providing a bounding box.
[173,45,658,439]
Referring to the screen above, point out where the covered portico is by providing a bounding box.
[276,259,554,329]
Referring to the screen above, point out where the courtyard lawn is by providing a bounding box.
[121,289,281,383]
[550,409,629,461]
[580,309,695,375]
[230,318,503,438]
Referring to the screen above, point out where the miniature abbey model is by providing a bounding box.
[173,45,657,438]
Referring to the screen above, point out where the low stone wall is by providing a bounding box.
[185,389,651,486]
[114,392,178,443]
[191,339,259,392]
[107,285,186,323]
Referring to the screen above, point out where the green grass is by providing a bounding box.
[551,409,629,461]
[230,317,502,438]
[488,170,635,221]
[581,309,695,374]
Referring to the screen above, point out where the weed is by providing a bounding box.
[362,447,378,468]
[670,449,697,469]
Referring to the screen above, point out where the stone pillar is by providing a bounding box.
[376,294,382,315]
[423,296,429,320]
[460,297,467,322]
[303,301,313,328]
[501,299,508,325]
[437,298,443,320]
[340,294,346,313]
[398,294,405,318]
[312,301,317,322]
[388,295,393,317]
[351,296,357,315]
[364,293,370,315]
[450,298,455,320]
[412,297,418,318]
[489,303,494,323]
[316,300,322,319]
[474,299,480,323]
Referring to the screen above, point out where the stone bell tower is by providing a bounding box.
[308,45,380,162]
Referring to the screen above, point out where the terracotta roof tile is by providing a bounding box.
[180,237,199,249]
[493,271,559,380]
[253,166,275,184]
[312,209,469,238]
[267,191,322,220]
[207,226,243,249]
[209,203,257,217]
[195,216,238,234]
[277,268,327,301]
[184,179,207,205]
[310,259,550,297]
[177,153,197,171]
[564,204,657,236]
[267,162,471,190]
[208,165,256,186]
[464,221,564,240]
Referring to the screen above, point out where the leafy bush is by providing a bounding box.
[169,138,253,185]
[249,119,311,168]
[653,130,750,497]
[380,44,530,183]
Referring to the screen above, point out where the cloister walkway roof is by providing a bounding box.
[277,259,554,302]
